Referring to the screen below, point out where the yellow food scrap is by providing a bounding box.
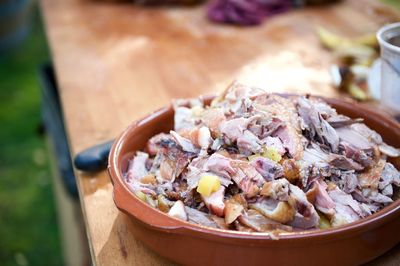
[354,33,378,48]
[317,27,345,50]
[135,191,146,202]
[197,175,221,197]
[263,146,282,162]
[317,27,377,50]
[145,194,158,208]
[248,147,282,162]
[348,84,368,101]
[318,212,332,229]
[248,154,261,161]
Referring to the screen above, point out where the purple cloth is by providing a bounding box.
[207,0,293,26]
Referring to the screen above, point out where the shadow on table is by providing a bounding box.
[97,213,174,265]
[366,243,400,266]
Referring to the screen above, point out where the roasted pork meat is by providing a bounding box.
[124,83,400,235]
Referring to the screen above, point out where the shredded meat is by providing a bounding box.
[123,83,400,234]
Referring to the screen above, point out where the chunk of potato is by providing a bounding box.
[263,146,282,162]
[248,147,282,163]
[197,175,221,197]
[318,212,332,229]
[135,191,146,202]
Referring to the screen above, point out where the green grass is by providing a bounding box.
[0,7,63,266]
[381,0,400,11]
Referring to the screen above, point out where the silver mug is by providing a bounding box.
[377,22,400,112]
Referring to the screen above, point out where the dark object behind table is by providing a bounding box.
[0,0,33,52]
[95,0,203,5]
[206,0,342,26]
[135,0,203,5]
[304,0,341,5]
[39,63,78,198]
[207,0,293,26]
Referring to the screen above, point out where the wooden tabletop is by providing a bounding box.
[40,0,400,265]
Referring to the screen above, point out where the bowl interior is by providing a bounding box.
[109,95,400,238]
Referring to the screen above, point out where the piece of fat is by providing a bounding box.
[168,200,187,221]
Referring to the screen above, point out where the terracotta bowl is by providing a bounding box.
[108,95,400,266]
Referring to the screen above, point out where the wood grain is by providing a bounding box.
[39,0,400,265]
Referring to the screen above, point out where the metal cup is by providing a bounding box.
[377,22,400,112]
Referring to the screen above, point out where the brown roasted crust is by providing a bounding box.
[358,159,385,190]
[281,159,300,183]
[251,199,296,224]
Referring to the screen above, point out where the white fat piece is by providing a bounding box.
[198,126,212,150]
[168,200,188,221]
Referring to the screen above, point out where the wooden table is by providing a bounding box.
[40,0,400,265]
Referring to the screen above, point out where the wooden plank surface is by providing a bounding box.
[40,0,400,265]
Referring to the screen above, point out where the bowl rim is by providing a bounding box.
[108,94,400,242]
[377,22,400,54]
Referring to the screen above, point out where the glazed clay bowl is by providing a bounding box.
[108,95,400,266]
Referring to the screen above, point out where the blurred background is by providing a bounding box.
[0,1,62,266]
[0,0,399,266]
